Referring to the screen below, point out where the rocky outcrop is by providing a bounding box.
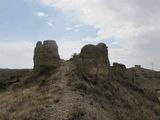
[110,63,127,81]
[112,63,127,73]
[77,43,110,80]
[33,40,60,72]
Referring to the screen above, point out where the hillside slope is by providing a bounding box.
[0,61,160,120]
[127,67,160,89]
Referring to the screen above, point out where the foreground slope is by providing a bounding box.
[0,61,160,120]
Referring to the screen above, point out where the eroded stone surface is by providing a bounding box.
[79,43,110,80]
[33,40,60,72]
[110,63,127,81]
[112,63,126,73]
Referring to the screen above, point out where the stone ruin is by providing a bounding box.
[110,62,127,81]
[32,40,130,82]
[32,40,131,82]
[78,43,110,80]
[135,65,141,69]
[112,63,127,73]
[33,40,60,72]
[33,40,110,80]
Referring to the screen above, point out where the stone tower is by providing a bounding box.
[79,43,110,80]
[33,40,60,72]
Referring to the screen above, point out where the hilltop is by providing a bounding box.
[0,40,160,120]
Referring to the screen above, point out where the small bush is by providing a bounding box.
[74,82,87,92]
[68,107,85,120]
[70,53,78,60]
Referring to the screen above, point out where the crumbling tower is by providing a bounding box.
[78,43,110,80]
[33,40,60,72]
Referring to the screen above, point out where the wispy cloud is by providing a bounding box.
[75,24,82,28]
[74,29,80,32]
[65,27,72,31]
[47,20,54,27]
[35,12,48,17]
[65,25,82,32]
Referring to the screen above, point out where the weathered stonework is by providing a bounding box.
[33,40,60,72]
[110,62,127,81]
[78,43,110,80]
[112,63,127,73]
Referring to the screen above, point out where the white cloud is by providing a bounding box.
[65,25,81,32]
[75,24,82,28]
[74,29,79,32]
[47,20,54,27]
[65,27,72,31]
[57,39,85,59]
[0,41,34,68]
[82,36,103,42]
[40,0,160,70]
[35,12,49,17]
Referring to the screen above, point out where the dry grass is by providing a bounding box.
[0,62,160,120]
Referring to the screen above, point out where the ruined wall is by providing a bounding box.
[33,40,60,72]
[77,43,110,80]
[110,63,127,81]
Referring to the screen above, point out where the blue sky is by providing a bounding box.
[0,0,97,42]
[0,0,160,70]
[0,0,102,68]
